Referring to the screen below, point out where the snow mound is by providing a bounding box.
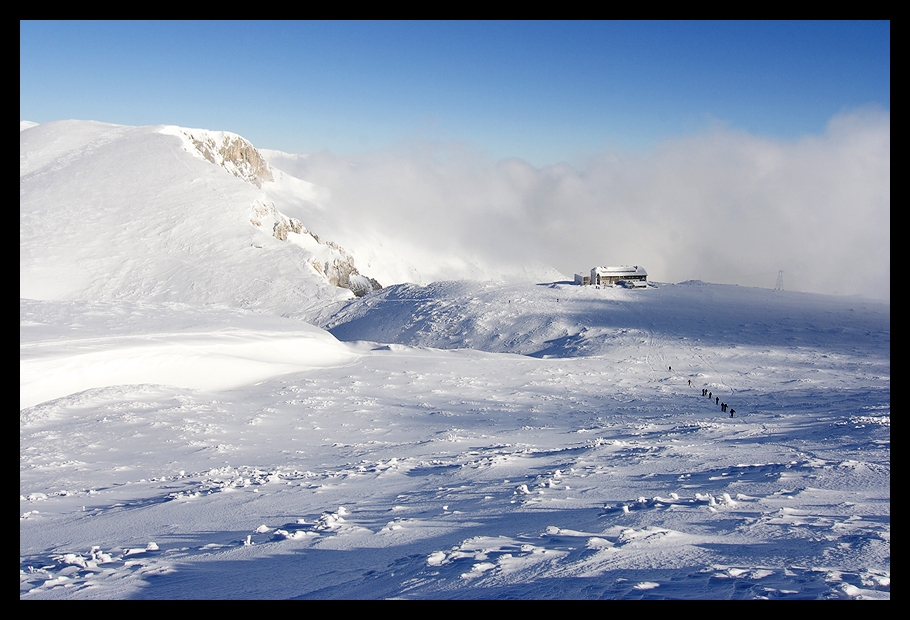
[20,299,358,409]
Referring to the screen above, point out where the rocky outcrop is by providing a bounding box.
[273,219,289,241]
[173,128,274,187]
[165,126,381,297]
[250,199,381,297]
[310,255,382,298]
[317,241,382,296]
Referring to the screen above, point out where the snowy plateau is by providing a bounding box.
[20,120,889,599]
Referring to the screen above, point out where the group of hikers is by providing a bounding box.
[684,373,736,417]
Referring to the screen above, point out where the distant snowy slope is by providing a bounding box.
[20,121,379,316]
[316,279,891,359]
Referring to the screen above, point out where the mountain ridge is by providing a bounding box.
[20,120,382,311]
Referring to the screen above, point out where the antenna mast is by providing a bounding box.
[774,270,784,291]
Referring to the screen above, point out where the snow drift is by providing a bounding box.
[20,299,359,410]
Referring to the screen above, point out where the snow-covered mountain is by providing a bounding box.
[20,120,890,600]
[20,120,383,317]
[21,120,563,319]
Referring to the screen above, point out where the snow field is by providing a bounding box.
[21,311,889,598]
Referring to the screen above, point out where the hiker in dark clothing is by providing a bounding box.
[715,396,719,405]
[708,392,712,400]
[688,379,692,386]
[730,409,735,418]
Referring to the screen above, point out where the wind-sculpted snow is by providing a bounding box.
[315,279,890,359]
[21,288,889,599]
[20,300,359,410]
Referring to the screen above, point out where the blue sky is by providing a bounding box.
[20,20,889,166]
[19,21,890,298]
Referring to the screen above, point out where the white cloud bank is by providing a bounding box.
[274,108,890,299]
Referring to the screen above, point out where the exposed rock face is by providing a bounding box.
[249,200,273,228]
[323,256,359,290]
[173,128,274,187]
[351,275,384,297]
[164,126,381,297]
[273,219,289,241]
[311,253,382,298]
[250,199,381,297]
